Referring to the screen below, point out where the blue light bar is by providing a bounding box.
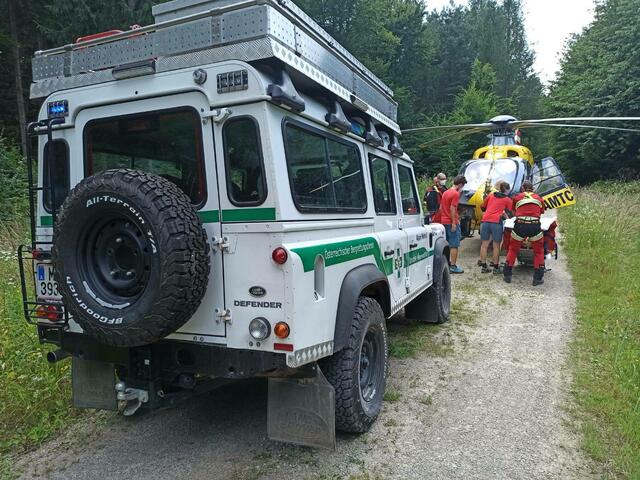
[47,100,68,119]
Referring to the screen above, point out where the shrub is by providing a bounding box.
[0,137,28,224]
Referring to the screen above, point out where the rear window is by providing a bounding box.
[223,117,267,206]
[84,108,206,205]
[283,122,367,213]
[43,140,70,213]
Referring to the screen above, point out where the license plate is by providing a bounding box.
[35,263,60,300]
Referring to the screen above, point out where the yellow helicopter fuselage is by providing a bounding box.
[472,144,534,166]
[462,145,535,228]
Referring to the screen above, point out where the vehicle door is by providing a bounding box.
[396,161,432,295]
[76,91,226,340]
[533,157,576,210]
[368,152,407,305]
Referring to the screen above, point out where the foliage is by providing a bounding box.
[38,0,160,45]
[0,136,28,223]
[0,224,79,478]
[561,182,640,478]
[546,0,640,183]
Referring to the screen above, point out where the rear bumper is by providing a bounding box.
[39,326,287,380]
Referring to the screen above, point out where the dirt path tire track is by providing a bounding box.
[15,236,596,480]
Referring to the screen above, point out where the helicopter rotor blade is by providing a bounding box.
[404,122,494,133]
[418,128,487,149]
[519,122,640,133]
[511,116,640,127]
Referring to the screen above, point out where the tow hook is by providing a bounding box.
[115,381,149,416]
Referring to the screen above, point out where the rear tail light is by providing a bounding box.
[271,247,288,265]
[274,343,293,352]
[31,249,51,260]
[36,305,62,322]
[274,322,290,339]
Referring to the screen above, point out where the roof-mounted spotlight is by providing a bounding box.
[350,94,370,112]
[112,59,156,80]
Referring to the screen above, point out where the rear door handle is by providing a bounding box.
[384,250,394,257]
[409,243,418,249]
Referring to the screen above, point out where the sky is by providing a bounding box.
[426,0,595,84]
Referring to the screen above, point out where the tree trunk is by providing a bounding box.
[8,0,27,155]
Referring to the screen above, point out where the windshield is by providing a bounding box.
[461,159,519,192]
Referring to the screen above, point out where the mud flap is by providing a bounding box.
[267,366,336,450]
[72,357,117,411]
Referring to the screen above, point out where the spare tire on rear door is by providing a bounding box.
[53,169,210,347]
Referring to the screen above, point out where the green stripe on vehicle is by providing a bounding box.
[292,237,394,275]
[40,216,53,226]
[197,208,277,223]
[198,210,220,223]
[222,208,276,222]
[403,248,434,267]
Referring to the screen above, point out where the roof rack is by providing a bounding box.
[31,0,399,132]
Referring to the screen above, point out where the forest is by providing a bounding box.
[0,0,639,186]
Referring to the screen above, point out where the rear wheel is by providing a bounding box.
[405,257,451,324]
[320,296,388,433]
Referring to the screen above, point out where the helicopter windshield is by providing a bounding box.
[461,159,519,192]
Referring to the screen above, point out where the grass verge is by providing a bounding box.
[0,220,78,478]
[560,181,640,478]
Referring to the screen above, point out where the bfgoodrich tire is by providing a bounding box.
[53,169,210,347]
[320,296,388,433]
[405,256,451,324]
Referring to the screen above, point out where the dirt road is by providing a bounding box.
[15,236,596,479]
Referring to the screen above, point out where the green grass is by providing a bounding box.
[0,220,78,477]
[387,320,453,359]
[420,394,433,406]
[383,390,401,402]
[561,181,640,478]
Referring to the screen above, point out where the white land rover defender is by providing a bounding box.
[19,0,452,448]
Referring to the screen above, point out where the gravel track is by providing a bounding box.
[15,235,596,479]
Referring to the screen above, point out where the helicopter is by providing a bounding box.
[405,115,640,238]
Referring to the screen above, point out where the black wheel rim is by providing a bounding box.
[79,214,153,307]
[359,326,385,408]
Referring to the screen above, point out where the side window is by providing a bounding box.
[84,108,206,206]
[397,164,420,215]
[369,155,396,214]
[223,117,267,206]
[43,140,70,213]
[327,140,366,210]
[284,122,367,212]
[534,157,566,193]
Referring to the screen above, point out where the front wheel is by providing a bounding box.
[320,296,388,433]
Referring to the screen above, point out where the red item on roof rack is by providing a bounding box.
[75,30,123,44]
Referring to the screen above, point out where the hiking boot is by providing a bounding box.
[532,266,545,286]
[503,265,513,283]
[480,263,492,273]
[492,265,503,275]
[477,259,484,267]
[450,265,464,274]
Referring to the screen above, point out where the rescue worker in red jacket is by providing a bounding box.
[503,180,546,286]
